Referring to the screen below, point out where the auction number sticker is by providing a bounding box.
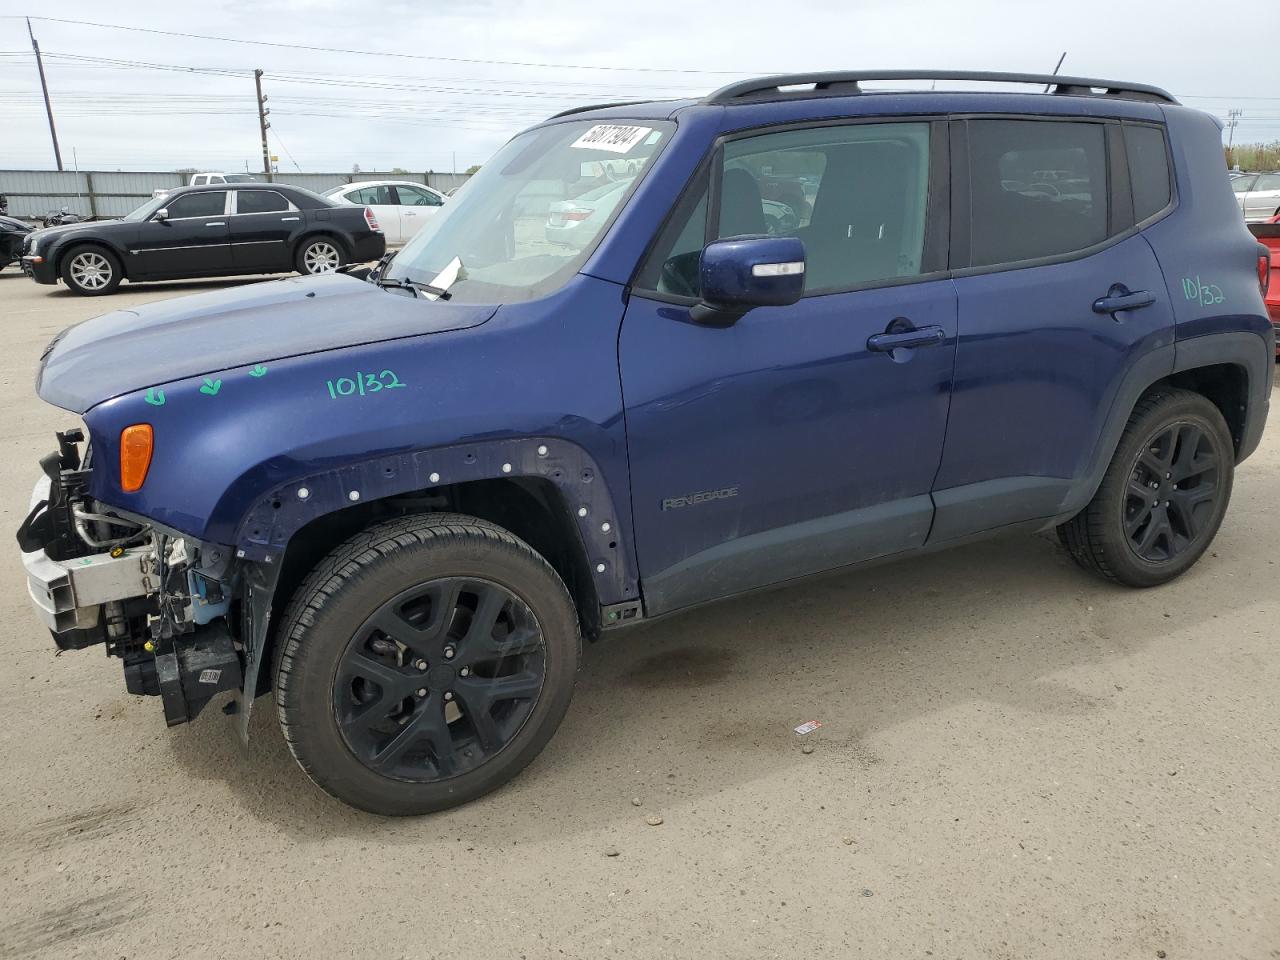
[570,124,653,154]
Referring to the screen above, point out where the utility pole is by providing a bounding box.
[254,69,273,182]
[28,18,62,171]
[1226,108,1242,150]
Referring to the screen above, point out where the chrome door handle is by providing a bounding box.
[206,221,226,227]
[281,216,300,222]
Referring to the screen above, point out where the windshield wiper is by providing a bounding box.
[374,275,452,299]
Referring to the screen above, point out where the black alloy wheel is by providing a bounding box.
[1123,420,1222,563]
[333,577,546,782]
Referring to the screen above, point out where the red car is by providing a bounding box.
[1249,214,1280,356]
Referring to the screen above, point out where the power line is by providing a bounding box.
[6,15,764,75]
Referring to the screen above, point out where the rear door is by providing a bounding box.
[931,117,1177,542]
[131,190,231,278]
[620,119,957,615]
[229,189,294,271]
[391,184,444,240]
[345,185,400,242]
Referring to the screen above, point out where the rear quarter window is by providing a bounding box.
[1124,124,1172,222]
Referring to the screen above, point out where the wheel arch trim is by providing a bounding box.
[232,435,637,607]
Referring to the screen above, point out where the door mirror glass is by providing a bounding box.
[154,208,169,222]
[693,236,805,325]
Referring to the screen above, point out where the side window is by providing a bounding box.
[636,121,931,297]
[1231,175,1257,194]
[236,190,289,215]
[1256,173,1280,192]
[348,185,393,205]
[165,191,227,219]
[1124,124,1172,222]
[395,185,443,206]
[967,119,1108,268]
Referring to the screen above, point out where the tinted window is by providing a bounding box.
[1256,173,1280,192]
[639,122,931,296]
[347,185,394,205]
[395,185,442,206]
[166,191,227,219]
[968,119,1107,267]
[1125,124,1171,221]
[236,190,289,214]
[1231,175,1256,194]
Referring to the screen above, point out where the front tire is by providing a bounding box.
[1057,388,1233,587]
[274,514,580,815]
[295,236,345,275]
[60,244,122,295]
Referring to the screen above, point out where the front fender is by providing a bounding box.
[81,274,639,604]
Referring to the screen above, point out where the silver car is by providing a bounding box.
[1232,172,1280,222]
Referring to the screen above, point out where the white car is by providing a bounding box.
[1232,172,1280,222]
[323,180,446,244]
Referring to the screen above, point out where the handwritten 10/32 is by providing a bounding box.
[326,369,407,399]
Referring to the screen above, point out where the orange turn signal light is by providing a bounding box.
[120,424,154,493]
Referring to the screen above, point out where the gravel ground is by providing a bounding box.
[1,271,1277,960]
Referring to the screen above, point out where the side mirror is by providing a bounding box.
[154,208,169,222]
[692,236,805,326]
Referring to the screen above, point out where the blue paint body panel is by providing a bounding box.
[34,87,1271,625]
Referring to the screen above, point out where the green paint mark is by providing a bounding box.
[144,387,166,406]
[325,369,406,399]
[200,377,223,396]
[249,364,268,378]
[1181,276,1224,307]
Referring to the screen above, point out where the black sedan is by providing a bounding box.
[21,183,386,296]
[1,214,34,272]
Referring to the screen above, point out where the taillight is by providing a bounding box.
[364,207,380,232]
[562,210,591,222]
[120,424,153,493]
[1259,246,1272,298]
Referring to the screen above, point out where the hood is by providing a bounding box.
[0,215,33,234]
[37,273,497,413]
[29,219,118,246]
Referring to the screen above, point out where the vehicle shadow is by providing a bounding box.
[164,528,1250,839]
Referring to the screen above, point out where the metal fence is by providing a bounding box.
[0,170,472,219]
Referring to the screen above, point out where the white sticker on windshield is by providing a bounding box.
[570,124,653,154]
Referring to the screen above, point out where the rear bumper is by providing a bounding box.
[349,232,386,264]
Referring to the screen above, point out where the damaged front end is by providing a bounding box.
[17,427,255,728]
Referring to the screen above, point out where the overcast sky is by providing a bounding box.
[1,1,1275,174]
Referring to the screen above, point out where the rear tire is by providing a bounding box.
[274,514,580,815]
[60,244,122,295]
[295,236,345,275]
[1057,388,1233,587]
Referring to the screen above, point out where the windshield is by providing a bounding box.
[385,119,674,304]
[123,195,169,222]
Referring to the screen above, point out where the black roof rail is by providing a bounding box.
[705,71,1178,106]
[547,100,654,120]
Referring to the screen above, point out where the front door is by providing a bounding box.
[392,184,444,241]
[132,190,231,278]
[620,120,957,615]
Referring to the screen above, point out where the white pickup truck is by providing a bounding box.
[152,173,259,200]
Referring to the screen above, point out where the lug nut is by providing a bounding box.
[414,659,428,671]
[443,691,454,702]
[459,667,470,677]
[443,646,455,660]
[416,688,428,698]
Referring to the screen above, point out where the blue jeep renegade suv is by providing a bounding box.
[18,71,1274,814]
